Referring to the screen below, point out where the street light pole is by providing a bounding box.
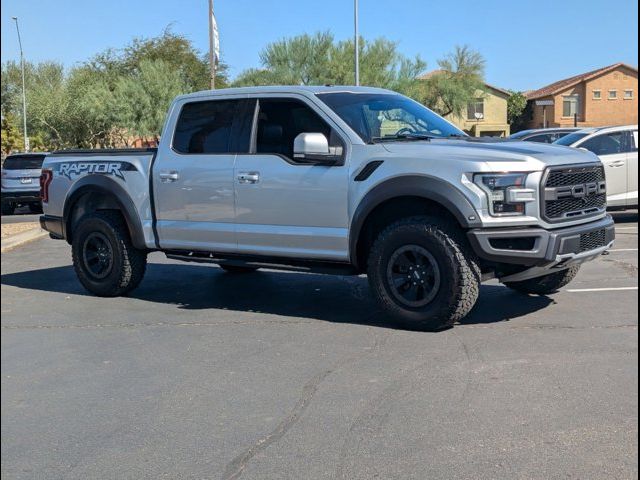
[12,17,29,152]
[354,0,359,86]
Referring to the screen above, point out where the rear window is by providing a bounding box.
[2,155,46,170]
[172,99,249,154]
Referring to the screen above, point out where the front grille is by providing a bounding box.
[542,164,607,222]
[545,193,607,219]
[546,166,605,187]
[579,229,606,252]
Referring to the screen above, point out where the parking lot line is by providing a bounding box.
[609,248,639,252]
[567,287,638,293]
[615,227,638,231]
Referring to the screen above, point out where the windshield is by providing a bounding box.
[316,92,466,143]
[553,132,590,146]
[2,155,45,170]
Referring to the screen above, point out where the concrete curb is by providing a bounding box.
[1,228,49,253]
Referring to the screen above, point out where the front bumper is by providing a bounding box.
[468,215,615,269]
[1,190,41,204]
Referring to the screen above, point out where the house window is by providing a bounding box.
[593,90,602,99]
[467,99,484,120]
[608,90,618,99]
[624,89,634,99]
[562,95,580,117]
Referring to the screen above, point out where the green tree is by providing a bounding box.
[232,31,426,94]
[507,90,529,132]
[87,27,228,91]
[416,45,486,117]
[1,113,23,156]
[114,59,188,140]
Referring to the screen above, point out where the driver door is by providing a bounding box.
[234,96,350,261]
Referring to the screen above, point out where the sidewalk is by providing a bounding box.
[1,221,48,252]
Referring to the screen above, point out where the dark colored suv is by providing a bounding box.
[509,128,580,144]
[1,153,47,215]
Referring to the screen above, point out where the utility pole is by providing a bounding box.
[12,17,29,152]
[208,0,217,89]
[354,0,360,86]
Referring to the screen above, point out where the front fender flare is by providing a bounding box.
[349,175,482,266]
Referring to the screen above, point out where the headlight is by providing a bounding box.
[474,173,535,216]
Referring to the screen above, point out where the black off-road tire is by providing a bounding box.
[72,211,147,297]
[28,202,43,214]
[504,265,580,295]
[367,216,481,331]
[1,202,14,216]
[219,264,259,274]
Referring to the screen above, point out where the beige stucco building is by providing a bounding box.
[526,63,638,129]
[446,84,511,137]
[418,71,511,137]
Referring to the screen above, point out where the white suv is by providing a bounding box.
[554,125,638,209]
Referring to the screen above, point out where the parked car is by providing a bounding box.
[1,152,48,215]
[553,125,638,209]
[509,128,581,143]
[39,86,614,331]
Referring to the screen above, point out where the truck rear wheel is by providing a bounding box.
[367,216,480,331]
[504,266,580,295]
[72,211,147,297]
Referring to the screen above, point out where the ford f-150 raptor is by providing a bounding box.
[39,86,615,330]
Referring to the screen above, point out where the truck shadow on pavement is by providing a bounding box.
[1,263,553,330]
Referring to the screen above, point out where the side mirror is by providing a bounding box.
[293,133,344,165]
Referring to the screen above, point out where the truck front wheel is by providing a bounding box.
[367,216,480,331]
[504,266,580,295]
[72,211,147,297]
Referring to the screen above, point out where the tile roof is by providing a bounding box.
[526,63,638,100]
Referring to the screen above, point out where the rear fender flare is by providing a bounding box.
[63,175,146,249]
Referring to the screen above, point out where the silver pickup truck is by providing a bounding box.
[40,86,615,330]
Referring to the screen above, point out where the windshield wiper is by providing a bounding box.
[370,133,435,143]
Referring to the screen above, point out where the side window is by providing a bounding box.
[580,132,627,156]
[631,130,638,152]
[255,99,342,160]
[527,134,553,143]
[173,99,249,154]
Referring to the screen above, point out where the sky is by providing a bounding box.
[1,0,638,91]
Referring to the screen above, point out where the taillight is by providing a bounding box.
[40,169,53,203]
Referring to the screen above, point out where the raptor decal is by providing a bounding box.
[57,162,137,180]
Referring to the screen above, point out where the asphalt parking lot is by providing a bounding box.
[1,213,637,479]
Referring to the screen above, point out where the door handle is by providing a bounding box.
[159,170,180,182]
[237,172,260,184]
[608,161,625,168]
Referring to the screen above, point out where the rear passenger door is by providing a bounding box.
[153,97,252,251]
[577,131,629,208]
[233,95,350,261]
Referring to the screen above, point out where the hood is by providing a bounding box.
[381,137,600,170]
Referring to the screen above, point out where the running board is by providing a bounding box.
[164,251,358,276]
